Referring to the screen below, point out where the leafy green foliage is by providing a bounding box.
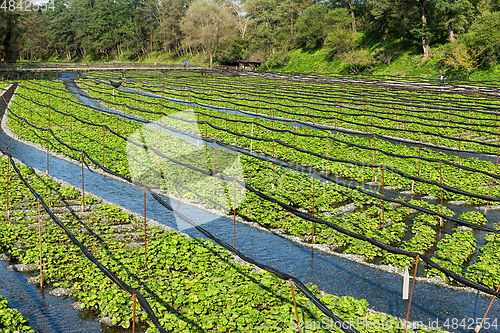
[0,296,34,332]
[426,227,476,282]
[458,210,487,226]
[0,159,437,332]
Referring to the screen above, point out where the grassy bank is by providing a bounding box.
[278,48,500,82]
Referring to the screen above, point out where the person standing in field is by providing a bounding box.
[440,73,446,85]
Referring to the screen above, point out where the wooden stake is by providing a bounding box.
[289,280,303,333]
[418,132,421,177]
[272,139,275,189]
[293,121,296,157]
[485,155,499,216]
[6,157,10,220]
[326,138,329,178]
[403,255,420,333]
[37,199,44,290]
[233,182,236,252]
[143,188,147,269]
[102,127,106,167]
[458,129,462,165]
[373,134,377,182]
[213,142,216,196]
[312,174,315,244]
[250,123,254,153]
[46,131,49,176]
[474,284,500,333]
[382,166,385,228]
[440,161,443,227]
[81,153,85,212]
[132,294,137,333]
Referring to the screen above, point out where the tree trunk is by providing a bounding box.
[448,22,455,42]
[1,14,14,63]
[419,0,430,60]
[349,0,356,32]
[209,53,213,68]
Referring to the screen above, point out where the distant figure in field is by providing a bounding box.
[440,73,446,85]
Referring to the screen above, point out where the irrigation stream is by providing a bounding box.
[1,74,499,332]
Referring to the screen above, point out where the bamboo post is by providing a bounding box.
[235,112,238,144]
[102,127,106,167]
[250,123,254,153]
[418,132,421,177]
[6,157,10,220]
[116,115,119,145]
[373,134,377,182]
[293,121,296,157]
[289,280,303,333]
[233,182,236,251]
[325,138,329,178]
[205,122,208,157]
[143,188,147,269]
[312,174,315,244]
[37,199,44,290]
[213,142,216,196]
[382,166,385,228]
[81,153,85,212]
[474,284,500,333]
[485,155,499,216]
[458,129,462,165]
[272,139,275,189]
[403,255,420,333]
[132,294,137,333]
[46,131,49,176]
[440,161,443,227]
[30,95,33,124]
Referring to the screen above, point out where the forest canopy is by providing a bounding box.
[1,0,499,75]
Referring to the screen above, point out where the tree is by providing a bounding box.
[436,0,477,42]
[466,10,500,64]
[0,11,19,63]
[181,0,237,68]
[419,0,431,59]
[294,4,328,48]
[443,41,482,79]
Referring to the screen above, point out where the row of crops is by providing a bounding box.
[0,295,33,333]
[80,72,500,202]
[102,69,500,154]
[2,71,500,332]
[0,154,421,332]
[8,78,500,285]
